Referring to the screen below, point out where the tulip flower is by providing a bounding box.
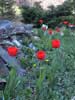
[52,39,60,48]
[36,50,46,60]
[42,27,47,31]
[68,24,75,28]
[56,27,60,32]
[48,29,53,35]
[41,24,48,31]
[38,19,43,24]
[63,21,69,25]
[7,46,18,56]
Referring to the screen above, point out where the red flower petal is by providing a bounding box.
[38,19,43,24]
[42,27,47,31]
[63,21,69,25]
[56,27,60,32]
[7,46,18,56]
[68,24,75,27]
[48,29,53,35]
[36,50,46,60]
[52,39,60,48]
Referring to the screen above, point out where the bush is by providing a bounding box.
[21,0,73,28]
[21,3,44,24]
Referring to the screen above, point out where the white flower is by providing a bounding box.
[41,24,48,30]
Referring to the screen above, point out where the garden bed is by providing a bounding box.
[0,21,75,100]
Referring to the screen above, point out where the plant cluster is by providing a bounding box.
[1,20,75,100]
[21,0,75,28]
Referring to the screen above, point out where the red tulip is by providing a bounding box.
[48,29,53,35]
[36,50,46,60]
[56,27,60,32]
[63,21,69,25]
[52,39,60,48]
[7,46,18,56]
[38,19,43,24]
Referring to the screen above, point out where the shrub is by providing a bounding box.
[21,3,44,25]
[21,0,74,28]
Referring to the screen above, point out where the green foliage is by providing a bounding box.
[36,66,46,90]
[21,5,44,25]
[4,68,20,100]
[0,0,15,19]
[1,1,75,100]
[1,27,75,100]
[21,0,74,28]
[43,0,72,28]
